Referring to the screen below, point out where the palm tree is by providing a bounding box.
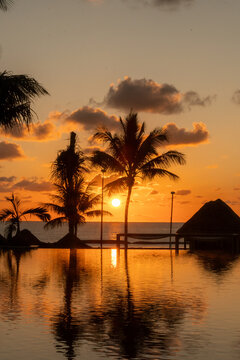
[0,71,49,129]
[50,132,88,237]
[0,0,12,11]
[0,193,50,239]
[91,111,186,248]
[44,178,111,237]
[51,132,87,189]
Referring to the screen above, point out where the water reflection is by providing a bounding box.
[1,249,240,359]
[192,250,240,276]
[0,248,33,322]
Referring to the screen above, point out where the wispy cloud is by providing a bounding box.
[96,77,215,114]
[232,89,240,104]
[176,189,191,195]
[88,0,194,10]
[13,179,53,192]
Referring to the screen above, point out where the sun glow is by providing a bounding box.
[112,198,121,207]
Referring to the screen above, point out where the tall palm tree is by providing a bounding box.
[50,132,88,237]
[51,132,87,189]
[0,71,49,129]
[0,193,50,239]
[44,178,111,237]
[91,111,186,248]
[0,0,12,11]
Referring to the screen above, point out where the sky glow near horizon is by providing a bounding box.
[0,0,240,222]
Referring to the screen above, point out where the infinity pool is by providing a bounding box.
[1,248,240,359]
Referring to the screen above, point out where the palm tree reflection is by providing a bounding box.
[0,249,32,321]
[49,249,206,360]
[51,250,87,360]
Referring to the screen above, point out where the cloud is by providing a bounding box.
[0,141,25,160]
[66,106,119,131]
[163,122,209,146]
[175,189,191,195]
[13,179,53,192]
[83,145,103,154]
[183,91,216,108]
[1,121,60,141]
[206,164,218,169]
[98,77,214,114]
[92,0,194,9]
[89,174,119,187]
[149,190,159,195]
[232,90,240,104]
[0,176,16,183]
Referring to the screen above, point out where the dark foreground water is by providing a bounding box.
[1,248,240,359]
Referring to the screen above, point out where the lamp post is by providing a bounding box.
[100,169,106,250]
[169,191,175,249]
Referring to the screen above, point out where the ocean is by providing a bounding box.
[0,221,184,244]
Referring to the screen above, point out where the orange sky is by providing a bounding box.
[1,0,240,222]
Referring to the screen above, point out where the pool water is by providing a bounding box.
[1,248,240,359]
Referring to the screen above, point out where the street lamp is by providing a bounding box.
[169,191,175,249]
[100,169,106,249]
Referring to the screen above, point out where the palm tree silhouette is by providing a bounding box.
[49,132,89,237]
[0,193,50,239]
[91,111,185,247]
[0,0,12,11]
[0,71,49,129]
[45,178,111,237]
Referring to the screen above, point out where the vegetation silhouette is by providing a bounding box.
[51,250,89,360]
[45,132,111,247]
[0,71,49,129]
[192,250,240,277]
[87,251,206,359]
[0,0,12,11]
[0,193,50,240]
[91,111,185,247]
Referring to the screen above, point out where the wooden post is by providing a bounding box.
[116,234,120,250]
[175,235,179,254]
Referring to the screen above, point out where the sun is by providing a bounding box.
[112,198,121,207]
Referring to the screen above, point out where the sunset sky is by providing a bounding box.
[0,0,240,222]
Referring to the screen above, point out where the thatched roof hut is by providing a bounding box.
[10,229,42,247]
[54,233,91,249]
[177,199,240,235]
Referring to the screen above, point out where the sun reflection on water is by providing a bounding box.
[111,249,117,268]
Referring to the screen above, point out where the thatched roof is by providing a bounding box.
[54,233,91,249]
[10,229,42,247]
[177,199,240,234]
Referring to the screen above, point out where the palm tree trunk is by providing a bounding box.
[124,185,132,250]
[69,219,74,237]
[16,218,20,235]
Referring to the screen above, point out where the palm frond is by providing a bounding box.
[85,210,113,218]
[44,202,65,215]
[44,217,67,230]
[4,219,17,239]
[141,168,179,181]
[104,177,128,196]
[0,0,13,11]
[140,150,186,171]
[21,207,50,222]
[0,71,49,129]
[0,208,15,221]
[91,150,125,173]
